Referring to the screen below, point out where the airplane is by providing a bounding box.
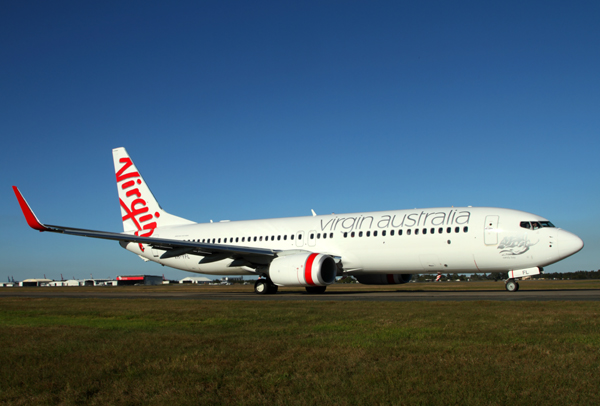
[13,147,584,294]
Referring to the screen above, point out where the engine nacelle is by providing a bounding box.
[269,253,337,287]
[355,274,413,285]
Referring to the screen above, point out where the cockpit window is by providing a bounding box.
[520,221,555,229]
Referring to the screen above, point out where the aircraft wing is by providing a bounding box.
[13,186,277,266]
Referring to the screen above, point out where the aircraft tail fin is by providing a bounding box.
[112,147,195,234]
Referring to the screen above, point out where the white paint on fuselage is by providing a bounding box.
[123,207,582,277]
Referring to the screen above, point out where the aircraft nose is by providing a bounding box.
[558,230,584,258]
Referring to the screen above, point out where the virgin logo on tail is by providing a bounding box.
[116,157,160,251]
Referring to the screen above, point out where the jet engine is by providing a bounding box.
[355,274,413,285]
[269,253,337,287]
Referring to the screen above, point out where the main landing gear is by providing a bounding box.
[253,279,328,294]
[305,286,327,294]
[254,278,278,294]
[505,278,520,292]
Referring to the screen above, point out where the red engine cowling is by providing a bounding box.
[269,253,337,287]
[354,274,413,285]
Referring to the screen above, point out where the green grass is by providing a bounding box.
[0,298,599,405]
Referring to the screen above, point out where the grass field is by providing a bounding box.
[1,285,599,405]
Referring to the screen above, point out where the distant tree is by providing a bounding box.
[337,276,357,284]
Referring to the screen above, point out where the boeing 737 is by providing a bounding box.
[13,147,584,293]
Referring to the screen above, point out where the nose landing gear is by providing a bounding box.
[505,279,520,292]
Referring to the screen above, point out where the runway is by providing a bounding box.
[2,287,599,301]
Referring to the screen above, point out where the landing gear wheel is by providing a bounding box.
[305,286,327,294]
[254,279,278,294]
[505,279,519,292]
[254,279,269,294]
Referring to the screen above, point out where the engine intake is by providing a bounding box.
[269,253,337,287]
[355,274,413,285]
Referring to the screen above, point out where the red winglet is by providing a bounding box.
[12,186,49,231]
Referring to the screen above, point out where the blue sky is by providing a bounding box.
[2,1,599,281]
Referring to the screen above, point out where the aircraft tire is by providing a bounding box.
[254,279,269,294]
[305,286,327,294]
[505,279,518,292]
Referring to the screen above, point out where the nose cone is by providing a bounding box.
[558,230,584,259]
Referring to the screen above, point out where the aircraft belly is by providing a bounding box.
[348,240,481,273]
[349,245,423,272]
[196,259,254,276]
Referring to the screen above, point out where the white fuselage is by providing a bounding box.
[123,206,583,277]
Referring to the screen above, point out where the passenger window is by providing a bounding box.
[398,229,403,236]
[310,233,314,239]
[284,235,287,240]
[463,226,468,233]
[390,230,394,236]
[374,230,378,237]
[317,233,321,239]
[431,228,435,234]
[366,231,370,237]
[344,232,348,238]
[291,235,295,240]
[382,230,386,237]
[351,232,355,238]
[422,228,427,235]
[407,229,412,235]
[323,233,327,239]
[438,228,443,234]
[329,233,333,238]
[359,231,363,237]
[447,227,451,233]
[455,227,460,233]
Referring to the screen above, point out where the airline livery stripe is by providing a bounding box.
[305,253,318,286]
